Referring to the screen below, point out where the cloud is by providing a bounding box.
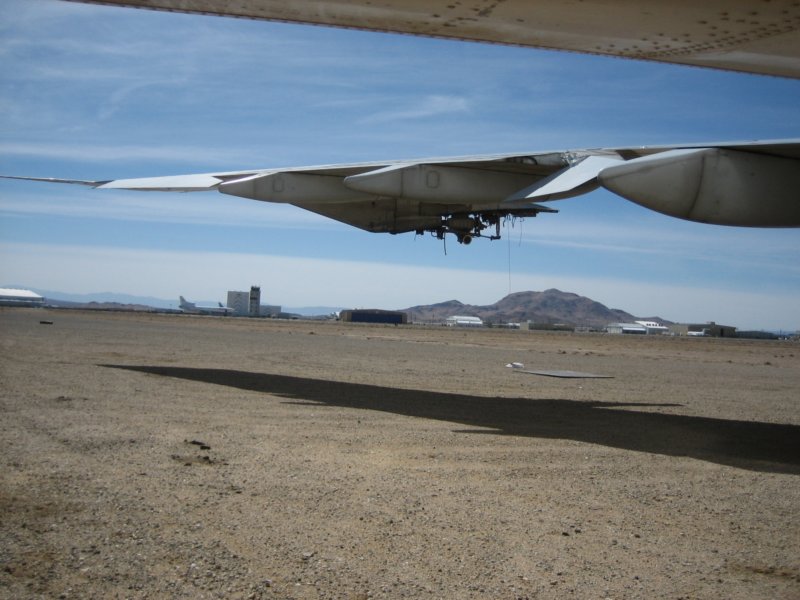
[520,216,800,278]
[359,95,471,124]
[0,141,262,166]
[0,186,335,229]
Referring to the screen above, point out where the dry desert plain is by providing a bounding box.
[1,307,799,599]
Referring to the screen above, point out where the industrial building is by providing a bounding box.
[227,289,252,316]
[607,320,738,337]
[226,286,281,317]
[521,321,573,331]
[669,322,737,337]
[635,320,670,334]
[445,315,484,327]
[607,320,670,335]
[0,288,44,307]
[339,309,408,324]
[606,322,648,335]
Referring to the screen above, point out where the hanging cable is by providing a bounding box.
[507,219,512,296]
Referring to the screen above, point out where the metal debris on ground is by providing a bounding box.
[515,369,613,379]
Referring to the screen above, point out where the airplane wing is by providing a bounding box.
[68,0,800,79]
[34,6,797,240]
[6,140,799,244]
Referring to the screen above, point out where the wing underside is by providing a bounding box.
[212,154,575,241]
[4,140,799,242]
[68,0,800,79]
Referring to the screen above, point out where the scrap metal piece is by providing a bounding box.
[515,369,613,379]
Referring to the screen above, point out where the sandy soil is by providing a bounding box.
[1,308,799,599]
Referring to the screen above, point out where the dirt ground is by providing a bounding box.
[1,308,798,599]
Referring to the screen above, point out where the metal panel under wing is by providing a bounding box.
[296,198,442,234]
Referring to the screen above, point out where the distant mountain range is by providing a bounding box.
[5,286,666,326]
[11,288,180,310]
[404,289,668,328]
[3,287,338,317]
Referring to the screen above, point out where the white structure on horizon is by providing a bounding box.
[227,286,261,317]
[606,322,647,335]
[607,321,669,335]
[0,288,44,307]
[635,320,670,335]
[446,315,484,327]
[226,286,280,317]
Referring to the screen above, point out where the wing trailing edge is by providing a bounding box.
[505,155,624,202]
[96,173,227,192]
[0,175,111,187]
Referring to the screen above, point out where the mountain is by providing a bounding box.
[405,289,668,328]
[13,288,178,309]
[5,285,665,326]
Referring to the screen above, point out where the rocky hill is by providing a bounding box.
[44,298,162,312]
[405,289,667,328]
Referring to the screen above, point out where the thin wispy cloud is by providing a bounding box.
[359,95,471,124]
[0,188,336,229]
[0,142,264,167]
[524,228,800,279]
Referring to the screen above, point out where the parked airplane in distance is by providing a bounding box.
[179,296,235,316]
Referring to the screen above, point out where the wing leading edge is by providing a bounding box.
[4,140,799,244]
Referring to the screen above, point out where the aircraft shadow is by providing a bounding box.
[102,365,800,475]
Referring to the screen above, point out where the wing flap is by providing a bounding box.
[96,173,228,191]
[343,163,545,203]
[505,155,624,202]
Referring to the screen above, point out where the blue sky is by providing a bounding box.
[1,0,799,329]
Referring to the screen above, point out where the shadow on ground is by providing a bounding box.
[103,365,800,474]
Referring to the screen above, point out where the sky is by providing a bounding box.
[1,0,799,330]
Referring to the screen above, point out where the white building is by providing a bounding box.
[227,286,280,317]
[606,322,647,335]
[226,291,250,316]
[635,320,670,335]
[607,321,671,335]
[0,288,44,307]
[445,315,483,327]
[227,286,261,316]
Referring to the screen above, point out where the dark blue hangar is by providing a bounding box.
[339,309,409,325]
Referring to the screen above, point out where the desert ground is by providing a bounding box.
[1,307,798,599]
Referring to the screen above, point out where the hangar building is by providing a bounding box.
[339,309,408,324]
[0,288,44,307]
[607,321,670,335]
[606,322,648,335]
[669,322,737,337]
[445,315,484,327]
